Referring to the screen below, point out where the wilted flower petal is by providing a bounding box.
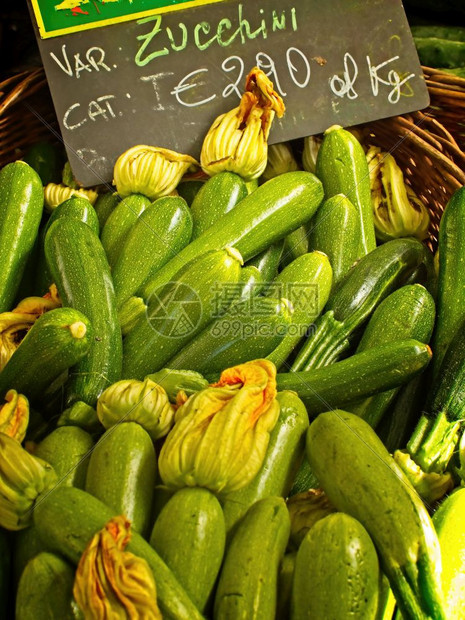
[74,515,161,620]
[0,390,29,443]
[97,378,175,440]
[262,142,299,181]
[367,146,430,241]
[200,68,285,181]
[0,433,56,530]
[113,145,199,200]
[287,489,336,549]
[158,359,280,494]
[44,183,98,211]
[394,450,454,504]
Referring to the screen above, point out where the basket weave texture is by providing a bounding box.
[1,66,464,251]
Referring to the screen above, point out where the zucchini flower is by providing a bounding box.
[97,378,175,440]
[44,183,98,211]
[287,489,336,550]
[73,515,161,620]
[262,142,299,181]
[158,359,280,494]
[113,145,198,200]
[367,146,430,242]
[0,286,61,371]
[302,135,322,174]
[394,450,454,504]
[0,390,29,443]
[200,67,285,181]
[0,433,56,530]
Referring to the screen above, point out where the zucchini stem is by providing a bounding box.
[407,411,463,473]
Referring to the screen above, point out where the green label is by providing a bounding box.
[31,0,228,38]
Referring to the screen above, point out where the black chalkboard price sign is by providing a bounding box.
[28,0,429,187]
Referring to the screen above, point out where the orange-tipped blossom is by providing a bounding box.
[158,359,280,494]
[0,389,29,443]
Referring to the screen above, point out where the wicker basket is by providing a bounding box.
[1,66,464,251]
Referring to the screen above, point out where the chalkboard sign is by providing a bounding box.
[29,0,429,187]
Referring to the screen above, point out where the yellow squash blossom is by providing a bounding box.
[0,390,29,443]
[158,359,280,494]
[73,515,161,619]
[200,67,285,181]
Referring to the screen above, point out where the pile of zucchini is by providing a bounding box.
[1,118,465,620]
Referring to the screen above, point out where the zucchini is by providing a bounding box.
[137,171,323,302]
[112,195,193,307]
[93,191,120,229]
[237,265,264,298]
[432,488,465,619]
[277,553,296,620]
[36,195,100,294]
[35,426,94,489]
[166,296,293,376]
[0,161,44,312]
[307,194,360,286]
[45,218,122,407]
[306,409,446,620]
[316,125,376,257]
[100,193,151,268]
[431,186,465,378]
[291,513,379,620]
[32,486,203,620]
[190,171,247,239]
[214,497,290,619]
[291,238,428,371]
[14,526,48,587]
[150,487,225,613]
[407,317,465,474]
[265,251,332,370]
[23,141,62,185]
[85,422,157,537]
[281,226,309,268]
[0,307,92,404]
[16,552,75,620]
[349,284,435,428]
[414,37,465,69]
[176,179,205,207]
[246,240,284,285]
[122,247,242,380]
[277,339,432,416]
[222,391,309,538]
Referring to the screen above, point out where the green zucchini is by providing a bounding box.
[14,526,49,587]
[93,191,120,228]
[190,171,247,239]
[222,391,309,538]
[277,339,432,416]
[23,141,63,185]
[246,240,284,285]
[0,307,92,404]
[414,37,465,69]
[214,497,290,619]
[35,426,94,489]
[277,553,296,620]
[146,367,208,402]
[122,247,243,380]
[166,296,293,376]
[265,251,332,370]
[411,25,465,41]
[57,401,101,434]
[16,552,75,620]
[32,486,203,620]
[432,488,465,619]
[36,195,100,294]
[150,487,226,613]
[307,194,360,286]
[281,226,309,268]
[176,179,205,206]
[291,513,379,620]
[137,172,323,302]
[349,284,435,428]
[237,265,264,298]
[112,196,193,307]
[45,218,122,407]
[291,238,428,371]
[316,125,376,257]
[0,161,44,312]
[407,317,465,474]
[306,409,446,620]
[100,193,151,268]
[85,422,157,537]
[431,186,465,378]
